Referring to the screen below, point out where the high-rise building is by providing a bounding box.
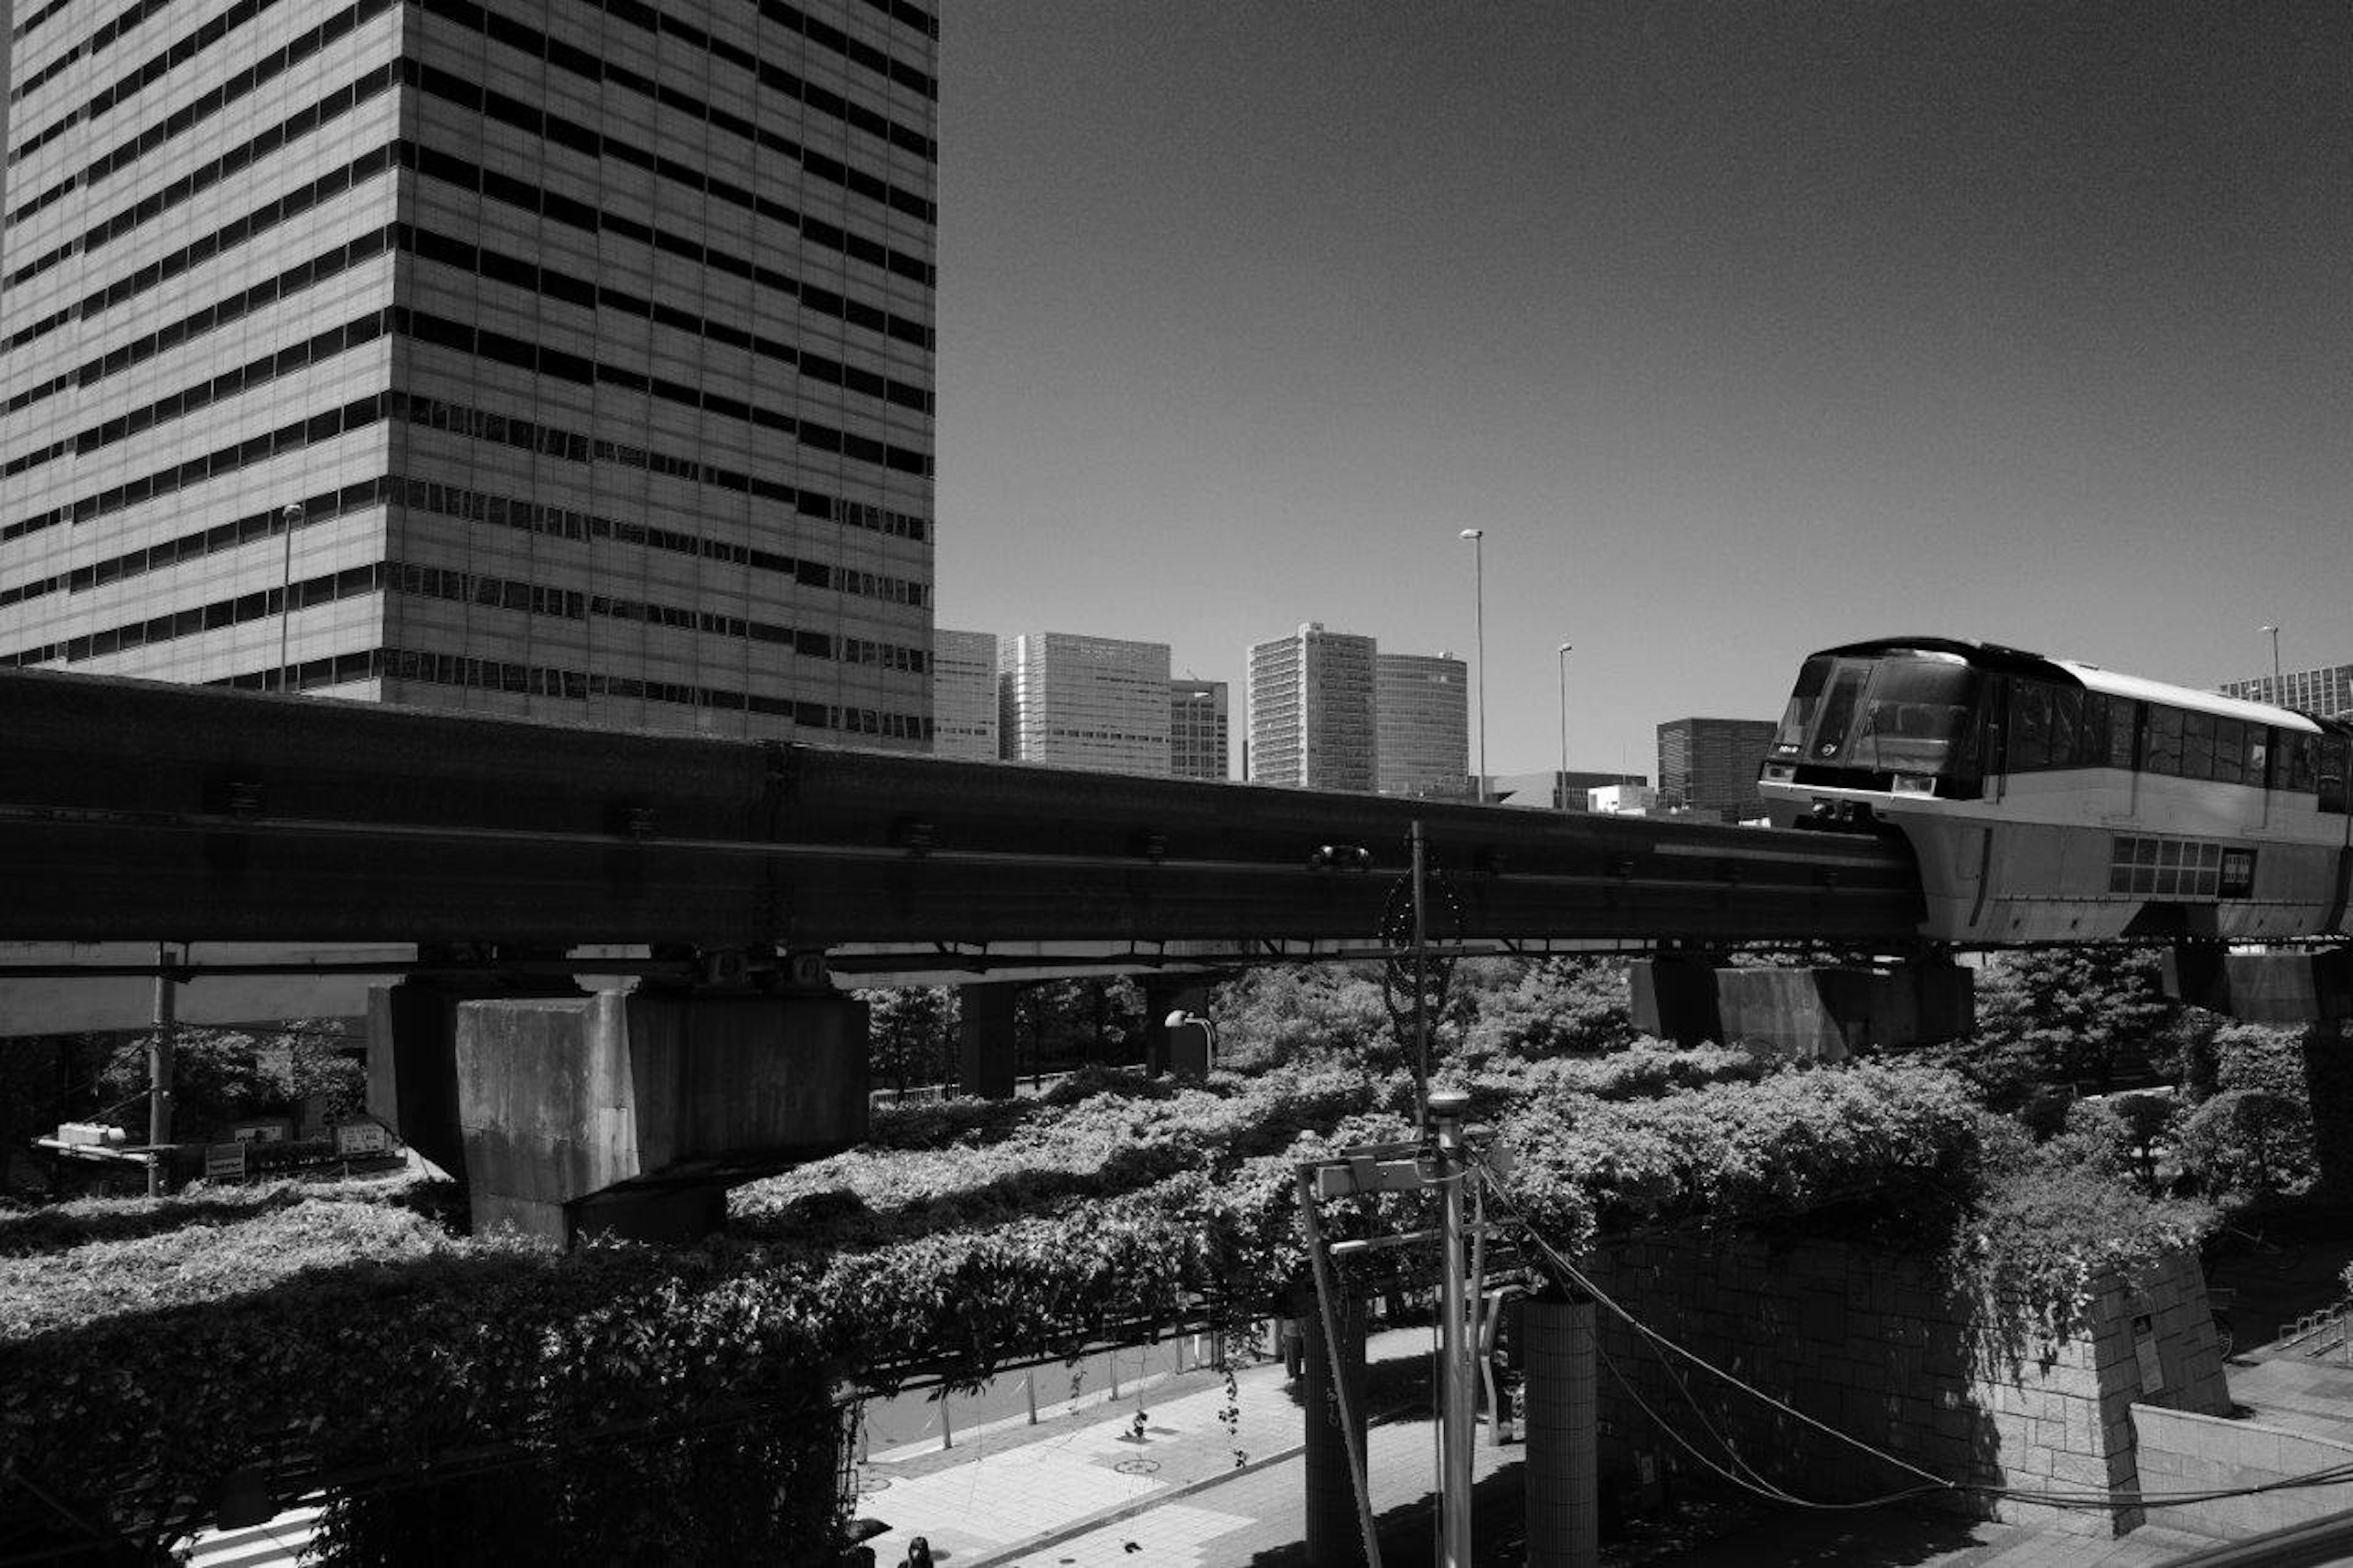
[0,0,938,749]
[1658,718,1779,824]
[1246,623,1376,791]
[1374,651,1468,798]
[931,629,999,761]
[2218,665,2353,721]
[998,632,1171,775]
[1169,678,1229,781]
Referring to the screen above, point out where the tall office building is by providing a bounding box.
[1374,650,1468,798]
[1169,677,1228,781]
[2219,664,2353,721]
[930,628,998,760]
[998,632,1171,775]
[0,0,937,748]
[1246,623,1376,792]
[1658,717,1778,824]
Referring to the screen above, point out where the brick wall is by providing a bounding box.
[1579,1231,2227,1536]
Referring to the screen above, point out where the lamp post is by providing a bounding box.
[1458,528,1485,800]
[278,502,304,690]
[1555,641,1574,808]
[2261,624,2282,701]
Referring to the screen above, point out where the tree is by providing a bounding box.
[2175,1089,2315,1199]
[1209,966,1396,1072]
[861,987,958,1096]
[1930,947,2180,1109]
[94,1020,364,1141]
[1457,958,1637,1064]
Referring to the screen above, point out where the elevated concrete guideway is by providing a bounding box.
[0,667,1923,955]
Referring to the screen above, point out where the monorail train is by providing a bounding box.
[1757,638,2353,944]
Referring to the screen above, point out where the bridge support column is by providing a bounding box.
[2164,945,2353,1026]
[366,969,582,1178]
[455,987,868,1246]
[1523,1295,1599,1568]
[1302,1296,1368,1568]
[1141,977,1214,1077]
[957,982,1019,1099]
[1629,958,1972,1057]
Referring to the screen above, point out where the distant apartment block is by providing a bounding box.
[931,629,999,760]
[2218,664,2353,721]
[0,0,937,749]
[1659,718,1779,824]
[1248,624,1377,791]
[1488,769,1650,811]
[1376,651,1469,798]
[1169,678,1230,781]
[999,632,1171,775]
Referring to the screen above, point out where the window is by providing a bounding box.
[2144,706,2183,776]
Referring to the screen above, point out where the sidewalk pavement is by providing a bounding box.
[849,1328,2228,1567]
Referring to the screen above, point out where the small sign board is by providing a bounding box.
[2133,1311,2166,1395]
[333,1119,392,1157]
[205,1142,249,1182]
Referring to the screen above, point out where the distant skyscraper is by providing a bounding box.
[999,632,1172,775]
[0,0,936,749]
[1375,651,1469,798]
[1248,624,1377,791]
[2218,664,2353,720]
[1169,678,1230,781]
[1658,718,1779,824]
[931,630,1000,761]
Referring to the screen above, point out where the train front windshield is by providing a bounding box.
[1771,653,1982,778]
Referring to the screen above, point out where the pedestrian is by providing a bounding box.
[901,1536,933,1568]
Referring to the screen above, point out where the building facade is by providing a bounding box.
[930,628,998,760]
[0,0,937,748]
[1169,677,1229,781]
[1658,717,1778,824]
[1246,623,1376,791]
[998,632,1171,774]
[2218,664,2353,721]
[1374,650,1468,798]
[1487,768,1649,811]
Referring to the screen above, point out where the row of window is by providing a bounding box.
[379,646,929,738]
[2003,681,2349,795]
[5,53,934,297]
[5,61,398,291]
[384,557,925,669]
[5,293,928,488]
[2107,838,2256,901]
[418,0,934,169]
[9,0,178,101]
[1,561,385,666]
[13,0,297,176]
[1,469,927,616]
[5,139,930,366]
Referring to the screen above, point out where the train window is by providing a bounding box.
[1809,664,1870,763]
[2105,700,2139,770]
[2144,706,2184,777]
[2211,718,2246,786]
[2181,710,2215,781]
[1771,656,1834,759]
[2284,733,2321,793]
[2009,682,2052,770]
[2050,686,2085,768]
[2322,736,2350,815]
[2249,729,2272,787]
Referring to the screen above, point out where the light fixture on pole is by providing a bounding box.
[1458,528,1485,800]
[278,502,304,690]
[2260,624,2282,699]
[1556,641,1574,808]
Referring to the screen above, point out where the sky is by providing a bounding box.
[931,3,2352,782]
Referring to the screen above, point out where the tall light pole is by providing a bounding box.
[1556,641,1574,807]
[278,502,304,689]
[1458,528,1485,800]
[2261,624,2282,701]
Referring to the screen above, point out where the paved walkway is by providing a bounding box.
[848,1329,2230,1567]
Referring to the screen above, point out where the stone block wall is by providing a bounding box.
[1580,1231,2227,1536]
[2134,1404,2353,1540]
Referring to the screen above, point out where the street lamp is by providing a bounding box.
[278,502,304,690]
[2260,624,2282,700]
[1555,641,1574,807]
[1458,528,1485,800]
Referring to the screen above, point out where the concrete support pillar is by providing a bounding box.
[1628,953,1724,1048]
[957,981,1019,1099]
[2301,1021,2353,1195]
[2165,945,2353,1026]
[1629,958,1972,1057]
[1523,1295,1599,1568]
[455,987,868,1246]
[1140,977,1212,1078]
[366,972,580,1178]
[1302,1297,1368,1568]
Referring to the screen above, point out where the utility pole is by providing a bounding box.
[146,943,175,1197]
[1431,1088,1475,1567]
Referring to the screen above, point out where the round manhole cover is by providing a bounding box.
[855,1474,892,1495]
[1113,1458,1161,1477]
